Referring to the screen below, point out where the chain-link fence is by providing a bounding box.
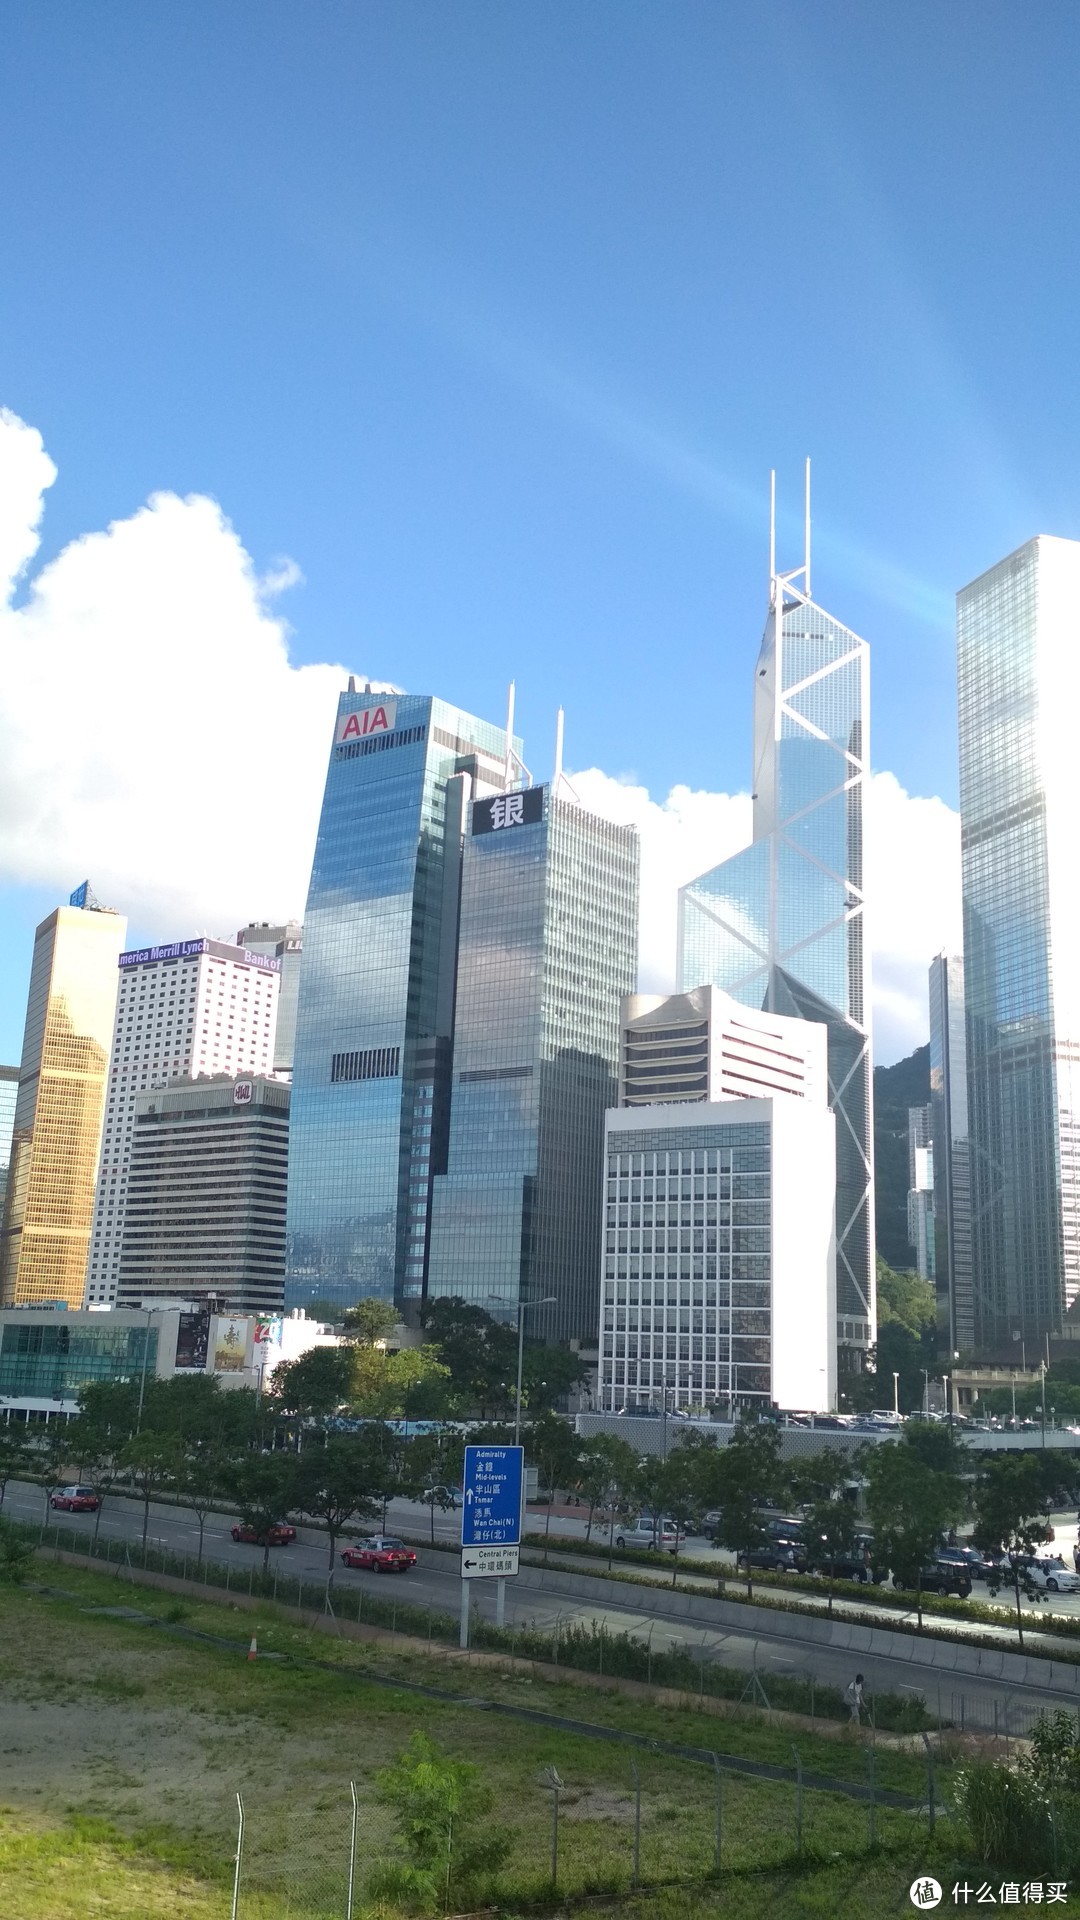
[229,1735,930,1918]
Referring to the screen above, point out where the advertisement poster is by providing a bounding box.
[174,1310,210,1370]
[213,1317,250,1373]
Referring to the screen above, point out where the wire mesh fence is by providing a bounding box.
[227,1736,927,1918]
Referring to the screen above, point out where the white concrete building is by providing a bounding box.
[620,987,827,1108]
[85,939,281,1307]
[598,1098,836,1417]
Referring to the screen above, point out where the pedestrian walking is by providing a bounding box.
[844,1672,865,1725]
[1073,1541,1080,1576]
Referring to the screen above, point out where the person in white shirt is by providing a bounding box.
[844,1673,865,1724]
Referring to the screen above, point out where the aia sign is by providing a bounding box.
[336,700,397,744]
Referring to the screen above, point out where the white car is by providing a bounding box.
[1022,1556,1080,1594]
[614,1516,685,1553]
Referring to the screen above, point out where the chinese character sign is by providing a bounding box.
[472,786,544,836]
[461,1445,524,1547]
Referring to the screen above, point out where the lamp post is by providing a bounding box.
[489,1291,556,1629]
[921,1369,929,1418]
[892,1372,900,1418]
[135,1307,154,1433]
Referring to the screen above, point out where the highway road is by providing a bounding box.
[7,1477,1080,1726]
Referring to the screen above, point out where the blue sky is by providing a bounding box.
[1,3,1078,1064]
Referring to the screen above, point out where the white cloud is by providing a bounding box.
[0,407,959,1063]
[571,766,960,1067]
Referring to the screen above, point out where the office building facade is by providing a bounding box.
[906,1104,935,1281]
[620,987,826,1108]
[958,536,1080,1345]
[85,938,280,1306]
[677,507,873,1367]
[1,896,127,1308]
[0,1066,17,1216]
[426,785,639,1342]
[597,1100,836,1415]
[116,1074,289,1315]
[236,921,303,1075]
[929,951,973,1351]
[286,690,515,1314]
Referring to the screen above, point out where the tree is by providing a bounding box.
[698,1422,787,1602]
[971,1452,1057,1650]
[178,1443,233,1568]
[0,1516,35,1585]
[517,1341,589,1416]
[575,1434,639,1545]
[526,1413,582,1557]
[272,1346,355,1430]
[372,1732,510,1909]
[407,1428,466,1543]
[66,1410,125,1543]
[35,1421,74,1525]
[790,1454,859,1615]
[862,1427,967,1629]
[653,1436,708,1585]
[233,1451,302,1571]
[75,1380,140,1448]
[0,1426,32,1512]
[119,1431,181,1548]
[294,1434,380,1571]
[349,1345,450,1421]
[421,1299,518,1417]
[341,1298,400,1348]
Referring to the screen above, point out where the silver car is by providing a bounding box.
[614,1516,685,1554]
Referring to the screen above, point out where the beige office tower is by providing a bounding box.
[0,891,127,1307]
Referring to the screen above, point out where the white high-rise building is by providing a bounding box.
[620,987,827,1109]
[84,937,281,1306]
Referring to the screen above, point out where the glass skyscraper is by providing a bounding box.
[677,519,874,1366]
[929,951,973,1352]
[1,895,127,1307]
[426,784,639,1342]
[286,689,514,1313]
[958,536,1080,1345]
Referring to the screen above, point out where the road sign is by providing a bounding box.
[461,1444,523,1550]
[460,1545,520,1579]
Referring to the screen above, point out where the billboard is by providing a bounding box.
[232,1082,253,1106]
[213,1317,250,1373]
[472,786,544,836]
[336,700,397,745]
[174,1310,210,1371]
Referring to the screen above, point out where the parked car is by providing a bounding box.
[808,1543,879,1584]
[421,1484,463,1509]
[49,1485,99,1512]
[737,1542,808,1574]
[340,1536,417,1573]
[934,1545,987,1580]
[614,1517,684,1553]
[1012,1555,1080,1595]
[893,1559,972,1598]
[230,1521,296,1547]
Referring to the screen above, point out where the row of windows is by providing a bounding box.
[330,1046,402,1084]
[334,723,427,762]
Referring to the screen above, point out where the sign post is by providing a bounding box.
[460,1443,524,1645]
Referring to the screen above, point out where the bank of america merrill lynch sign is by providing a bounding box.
[472,785,545,836]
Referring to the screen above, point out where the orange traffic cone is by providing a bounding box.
[247,1635,258,1662]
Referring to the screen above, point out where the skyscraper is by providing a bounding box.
[0,1066,17,1216]
[677,476,874,1368]
[286,689,515,1313]
[117,1074,290,1316]
[958,536,1080,1345]
[906,1104,935,1281]
[619,987,827,1108]
[1,892,127,1307]
[426,783,639,1342]
[929,951,973,1351]
[236,921,303,1075]
[85,937,281,1306]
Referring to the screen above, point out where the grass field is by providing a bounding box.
[0,1562,979,1917]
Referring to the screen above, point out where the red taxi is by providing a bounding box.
[340,1535,417,1574]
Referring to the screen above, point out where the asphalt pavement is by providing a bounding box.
[9,1478,1080,1723]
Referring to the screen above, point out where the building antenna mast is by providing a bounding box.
[769,469,776,604]
[553,706,580,804]
[504,680,516,790]
[804,455,812,600]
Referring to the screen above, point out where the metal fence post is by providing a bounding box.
[921,1732,936,1837]
[791,1744,803,1858]
[630,1758,641,1890]
[545,1767,562,1889]
[866,1744,876,1849]
[711,1753,723,1873]
[231,1792,245,1920]
[347,1780,358,1919]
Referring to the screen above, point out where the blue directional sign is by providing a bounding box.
[461,1445,524,1549]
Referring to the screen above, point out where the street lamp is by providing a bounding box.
[892,1371,900,1418]
[489,1293,557,1447]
